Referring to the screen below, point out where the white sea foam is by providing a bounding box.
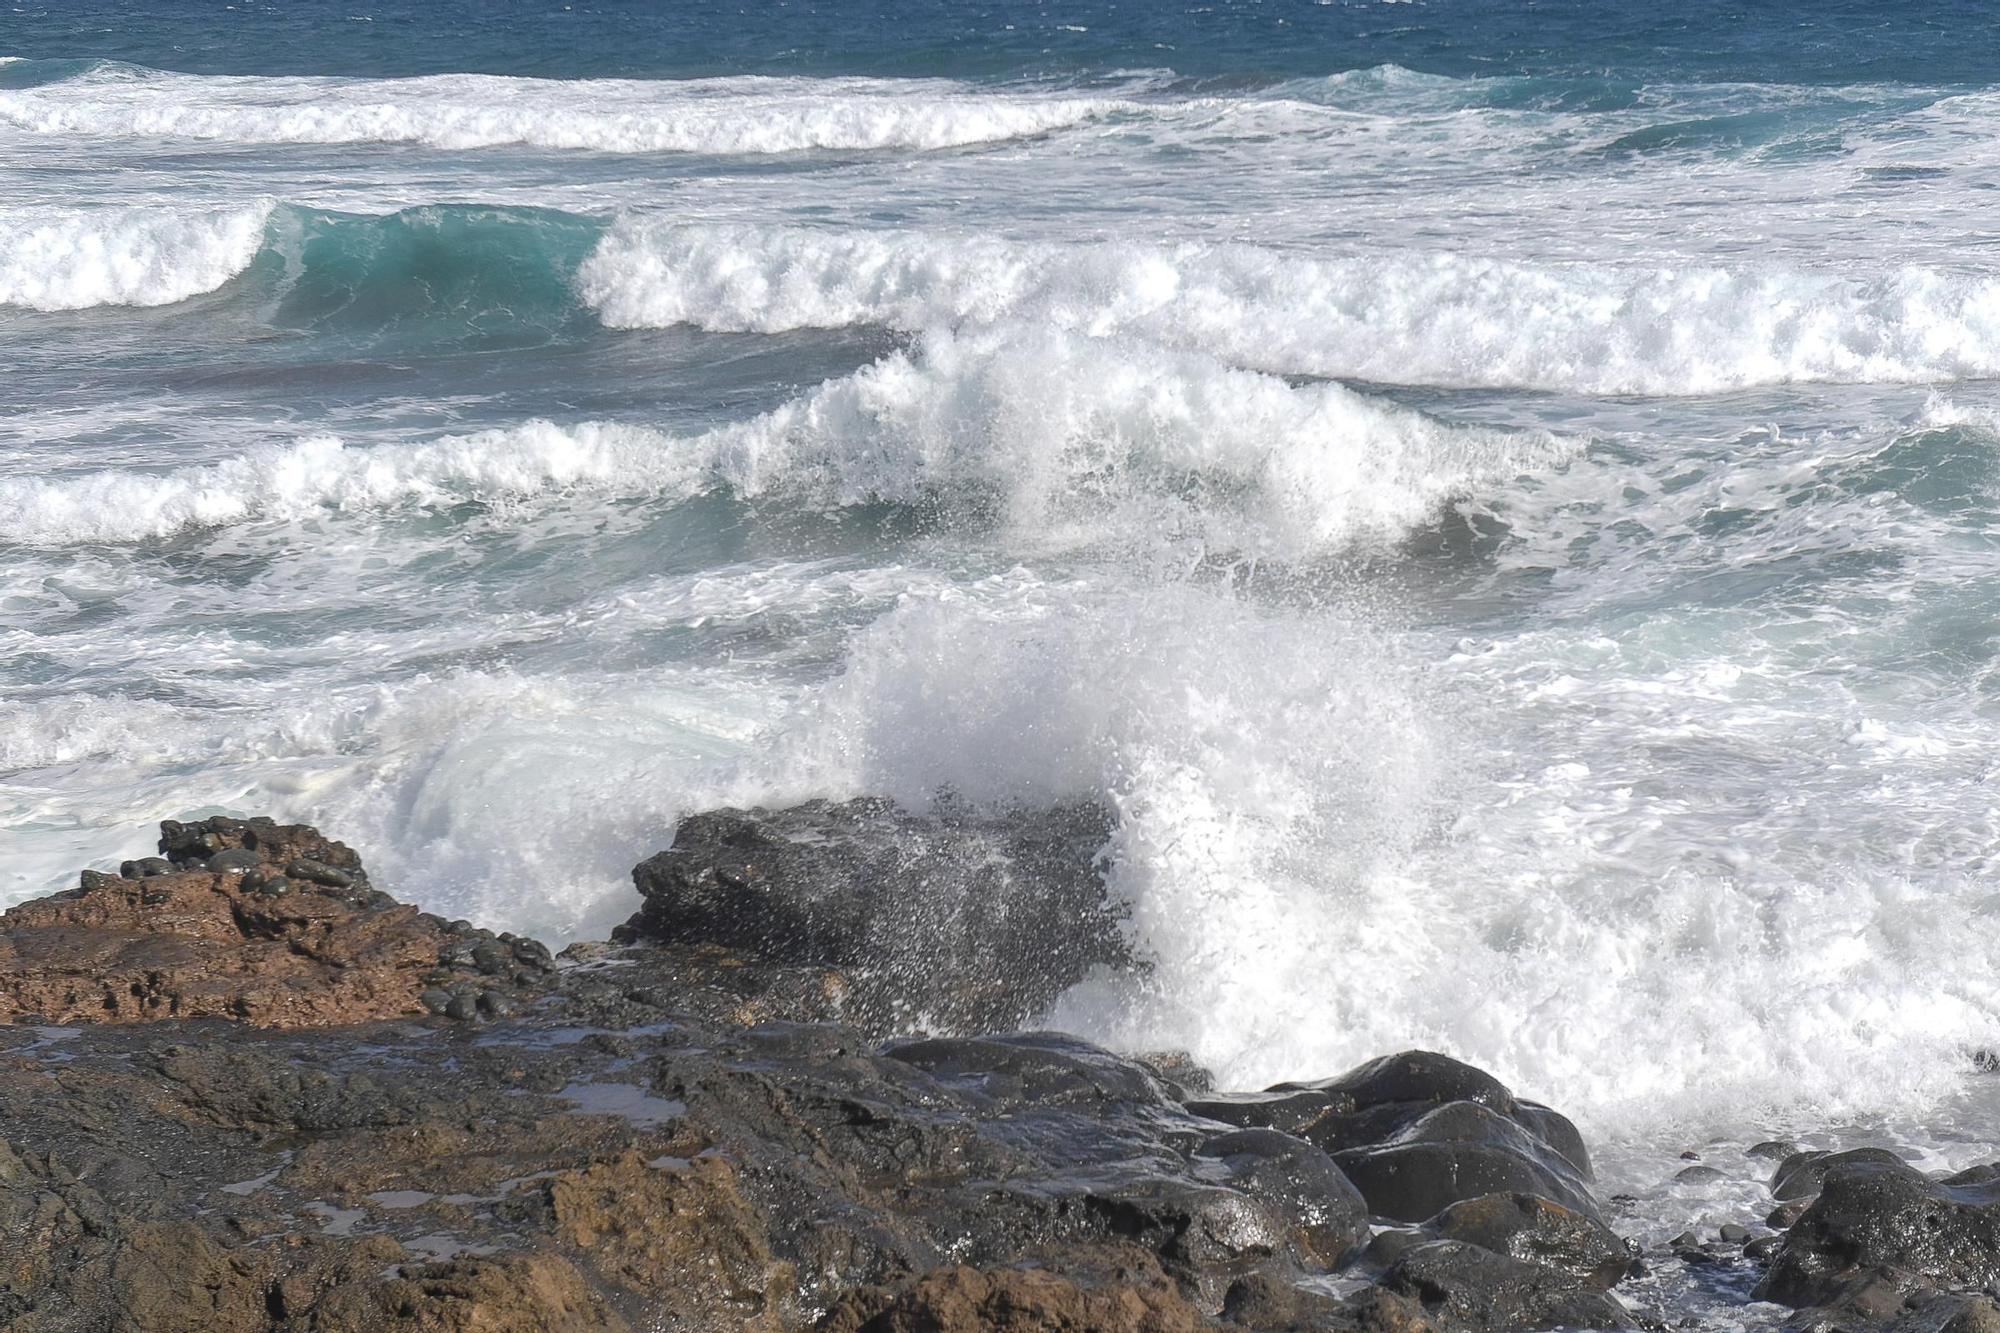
[787,574,2000,1137]
[0,327,1562,553]
[0,203,271,310]
[582,221,2000,394]
[0,66,1122,154]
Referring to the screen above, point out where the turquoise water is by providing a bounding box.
[2,4,1997,1192]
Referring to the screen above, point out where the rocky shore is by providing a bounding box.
[3,807,1996,1331]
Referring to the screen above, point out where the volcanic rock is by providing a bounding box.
[615,797,1127,1031]
[2,812,1641,1331]
[1758,1153,2000,1319]
[0,816,550,1028]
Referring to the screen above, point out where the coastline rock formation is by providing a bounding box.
[616,796,1127,1032]
[0,815,554,1029]
[9,809,1994,1330]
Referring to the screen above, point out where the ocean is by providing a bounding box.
[3,0,1997,1279]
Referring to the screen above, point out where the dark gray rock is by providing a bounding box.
[1382,1239,1635,1329]
[285,857,355,888]
[1193,1127,1371,1268]
[1188,1052,1600,1227]
[1772,1147,1915,1202]
[1419,1193,1634,1289]
[616,797,1127,1031]
[1758,1153,2000,1316]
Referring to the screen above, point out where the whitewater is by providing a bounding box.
[4,2,1998,1275]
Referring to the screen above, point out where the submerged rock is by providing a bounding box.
[615,796,1128,1031]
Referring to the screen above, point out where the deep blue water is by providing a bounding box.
[7,0,1997,84]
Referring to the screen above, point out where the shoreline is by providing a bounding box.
[4,808,1995,1331]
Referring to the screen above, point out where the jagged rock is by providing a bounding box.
[819,1262,1205,1333]
[615,797,1127,1031]
[0,816,547,1028]
[1758,1154,2000,1318]
[3,812,1636,1333]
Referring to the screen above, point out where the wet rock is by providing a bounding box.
[1772,1147,1913,1202]
[1381,1240,1635,1330]
[821,1262,1204,1333]
[1329,1101,1599,1224]
[1193,1127,1371,1268]
[1758,1153,2000,1317]
[285,857,355,888]
[0,816,541,1029]
[1750,1139,1799,1161]
[542,1150,793,1326]
[3,811,1640,1333]
[472,940,513,975]
[1187,1051,1594,1223]
[1419,1193,1634,1289]
[1768,1199,1810,1228]
[1892,1295,2000,1333]
[616,797,1127,1031]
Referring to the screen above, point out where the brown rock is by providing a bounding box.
[298,1254,626,1333]
[818,1264,1205,1333]
[546,1150,794,1328]
[0,817,485,1028]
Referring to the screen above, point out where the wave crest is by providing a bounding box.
[0,203,271,311]
[582,221,2000,394]
[0,327,1562,553]
[0,65,1121,154]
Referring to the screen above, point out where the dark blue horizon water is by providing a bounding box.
[5,0,1994,86]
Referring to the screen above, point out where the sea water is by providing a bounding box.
[3,2,1997,1237]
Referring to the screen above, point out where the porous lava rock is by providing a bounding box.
[0,816,552,1028]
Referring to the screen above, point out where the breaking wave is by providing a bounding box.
[0,326,1564,554]
[0,61,1124,154]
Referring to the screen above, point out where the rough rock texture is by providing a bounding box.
[0,816,554,1028]
[2,813,1641,1332]
[821,1261,1206,1333]
[1758,1152,2000,1321]
[616,797,1127,1031]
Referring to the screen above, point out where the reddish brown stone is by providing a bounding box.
[0,818,458,1028]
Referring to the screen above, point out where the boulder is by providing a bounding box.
[1189,1052,1598,1224]
[616,797,1127,1031]
[1759,1154,2000,1316]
